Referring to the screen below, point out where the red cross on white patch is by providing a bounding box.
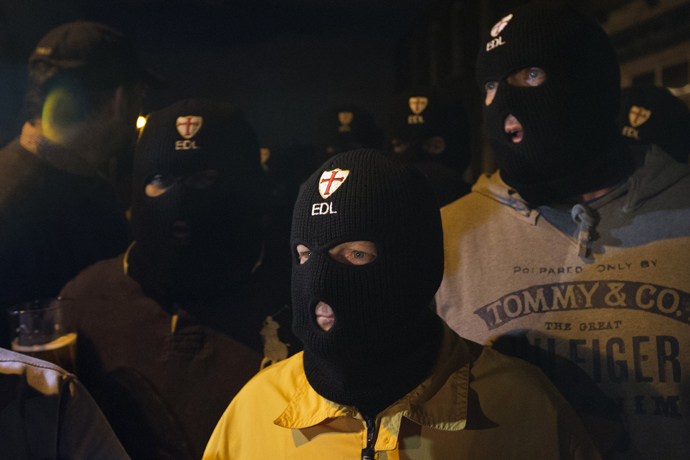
[491,14,513,37]
[176,116,203,139]
[628,106,651,127]
[318,169,350,199]
[408,97,428,115]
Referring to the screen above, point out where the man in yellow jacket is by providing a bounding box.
[204,149,601,459]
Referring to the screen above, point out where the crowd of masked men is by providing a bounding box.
[1,3,690,459]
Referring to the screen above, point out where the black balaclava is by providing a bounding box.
[129,98,264,305]
[314,105,382,165]
[476,3,630,206]
[386,87,472,174]
[291,149,444,416]
[617,86,690,164]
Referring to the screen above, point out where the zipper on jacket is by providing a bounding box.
[361,414,377,460]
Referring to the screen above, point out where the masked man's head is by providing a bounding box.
[617,86,690,164]
[386,87,472,175]
[129,98,264,303]
[476,3,627,205]
[290,149,444,415]
[314,105,382,166]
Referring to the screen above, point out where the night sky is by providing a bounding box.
[0,0,433,148]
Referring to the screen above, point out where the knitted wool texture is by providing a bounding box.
[129,98,263,302]
[290,149,444,416]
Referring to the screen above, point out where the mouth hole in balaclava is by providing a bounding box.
[296,240,378,332]
[314,300,335,332]
[504,114,524,143]
[170,220,191,239]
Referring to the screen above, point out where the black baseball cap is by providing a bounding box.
[29,21,164,88]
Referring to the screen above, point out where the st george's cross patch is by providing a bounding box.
[491,14,513,37]
[319,169,349,199]
[409,97,428,115]
[176,116,203,139]
[487,13,513,51]
[628,106,652,127]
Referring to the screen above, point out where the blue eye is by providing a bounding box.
[507,67,546,88]
[296,245,313,264]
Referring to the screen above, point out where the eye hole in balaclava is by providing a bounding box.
[296,241,378,266]
[484,67,547,145]
[296,241,378,332]
[484,67,547,105]
[144,169,219,197]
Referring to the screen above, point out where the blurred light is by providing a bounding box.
[137,116,147,129]
[42,88,79,145]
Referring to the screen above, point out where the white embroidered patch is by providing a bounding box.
[408,97,428,115]
[628,106,651,127]
[176,116,203,139]
[486,13,512,52]
[318,168,349,199]
[491,14,513,37]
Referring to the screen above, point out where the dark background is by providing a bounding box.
[0,0,432,150]
[2,0,681,173]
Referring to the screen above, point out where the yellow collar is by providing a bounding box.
[274,324,473,451]
[122,240,136,275]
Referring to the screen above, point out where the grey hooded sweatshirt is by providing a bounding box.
[436,146,690,460]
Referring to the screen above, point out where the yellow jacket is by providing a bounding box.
[204,324,601,459]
